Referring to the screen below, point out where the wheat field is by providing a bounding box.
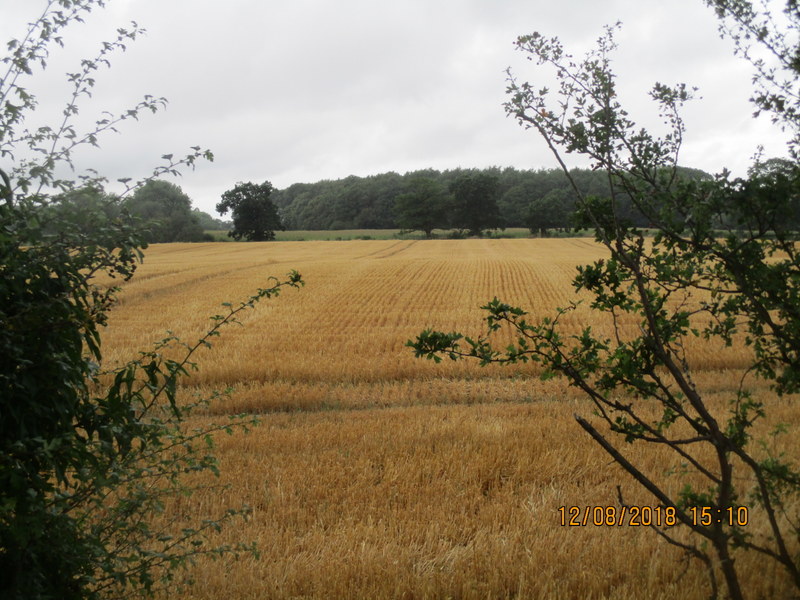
[98,238,797,599]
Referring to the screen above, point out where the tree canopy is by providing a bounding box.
[525,188,572,236]
[125,180,208,243]
[449,172,503,236]
[217,181,284,241]
[393,177,452,237]
[271,165,709,234]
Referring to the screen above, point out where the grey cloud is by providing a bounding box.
[1,0,792,215]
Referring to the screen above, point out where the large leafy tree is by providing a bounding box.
[393,176,451,238]
[47,185,123,230]
[216,180,284,241]
[125,179,207,243]
[449,171,503,236]
[411,2,800,598]
[525,187,573,236]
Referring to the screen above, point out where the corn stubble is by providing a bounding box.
[100,239,796,599]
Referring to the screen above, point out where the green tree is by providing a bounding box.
[393,176,451,237]
[525,187,572,236]
[357,172,404,228]
[192,207,231,231]
[411,3,800,598]
[47,185,124,230]
[449,171,503,236]
[268,166,653,232]
[125,179,207,242]
[0,2,301,597]
[216,181,284,241]
[330,176,366,230]
[499,179,541,227]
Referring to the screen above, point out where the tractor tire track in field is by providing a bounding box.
[104,239,599,382]
[116,259,285,306]
[354,239,418,260]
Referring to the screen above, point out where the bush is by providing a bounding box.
[0,2,303,597]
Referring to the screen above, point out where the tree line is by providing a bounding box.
[272,165,711,236]
[50,161,796,244]
[45,180,230,244]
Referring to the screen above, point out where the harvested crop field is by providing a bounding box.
[99,238,797,599]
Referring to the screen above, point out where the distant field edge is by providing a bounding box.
[203,228,596,242]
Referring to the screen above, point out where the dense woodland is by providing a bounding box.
[271,165,711,234]
[46,165,721,242]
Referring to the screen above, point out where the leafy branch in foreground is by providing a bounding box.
[1,2,300,598]
[0,180,304,598]
[0,0,213,199]
[411,4,800,598]
[79,271,304,598]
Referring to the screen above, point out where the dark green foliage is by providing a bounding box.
[448,171,503,236]
[272,165,708,233]
[216,181,284,241]
[411,4,800,598]
[526,188,573,236]
[0,2,301,597]
[125,180,208,243]
[192,207,231,231]
[272,172,404,230]
[0,189,302,596]
[393,177,452,237]
[0,190,144,599]
[46,186,124,229]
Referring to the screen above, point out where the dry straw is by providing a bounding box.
[99,239,796,599]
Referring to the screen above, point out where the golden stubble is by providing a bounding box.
[97,239,797,599]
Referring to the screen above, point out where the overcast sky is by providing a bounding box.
[2,0,792,216]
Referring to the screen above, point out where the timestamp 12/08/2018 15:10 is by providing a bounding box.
[558,505,749,527]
